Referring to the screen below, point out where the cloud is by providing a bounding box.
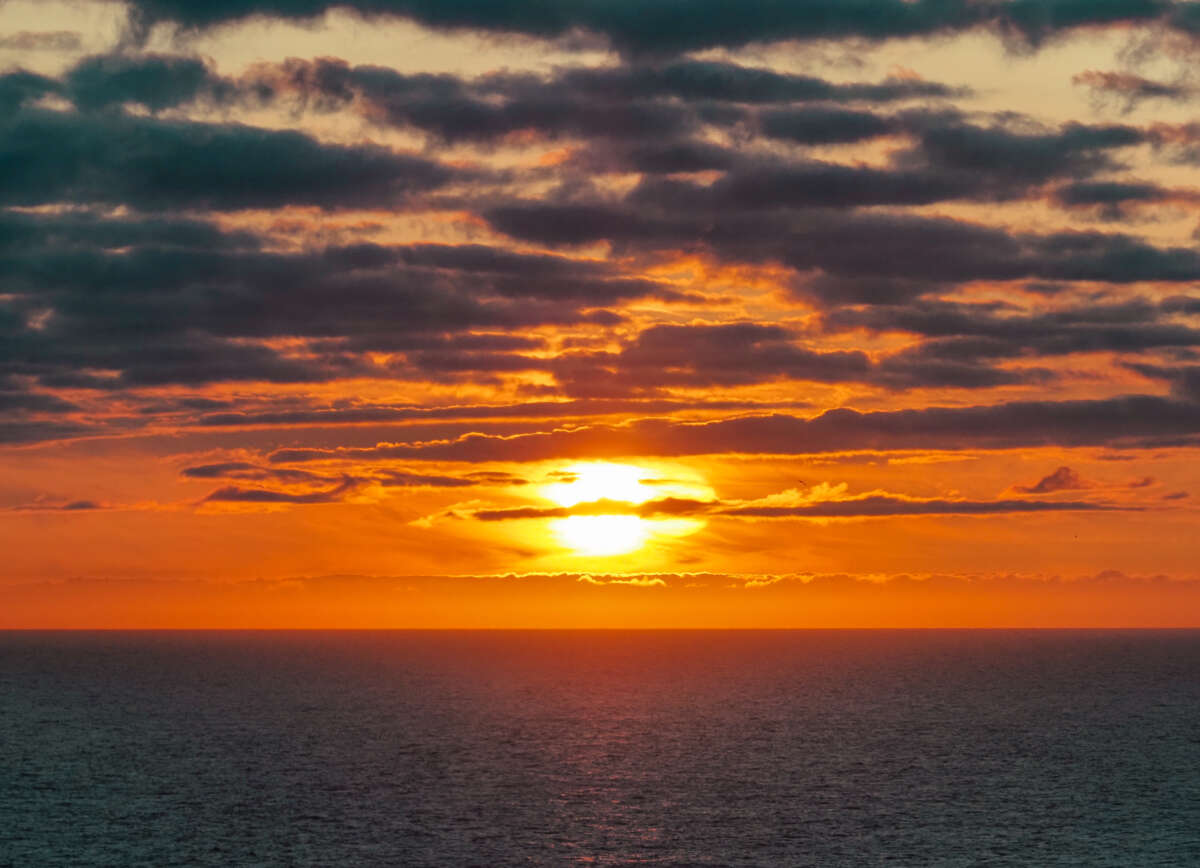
[1014,466,1089,493]
[1073,70,1191,112]
[185,462,505,504]
[470,492,1123,521]
[0,384,79,414]
[201,476,362,505]
[0,31,82,51]
[626,118,1143,214]
[189,397,813,429]
[376,470,479,488]
[0,70,60,113]
[6,569,1197,628]
[119,0,1200,57]
[51,54,962,152]
[719,496,1121,518]
[760,106,898,145]
[8,499,106,512]
[1,107,451,211]
[267,395,1200,463]
[0,419,94,445]
[545,321,1049,397]
[577,575,666,587]
[65,53,217,112]
[181,462,330,484]
[486,202,1200,299]
[1125,363,1200,401]
[821,299,1200,364]
[1,209,701,394]
[246,58,963,144]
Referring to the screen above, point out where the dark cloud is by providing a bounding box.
[4,34,1200,458]
[1125,363,1200,401]
[721,497,1121,517]
[376,470,478,488]
[627,118,1143,214]
[0,70,60,113]
[0,384,79,414]
[559,62,963,104]
[0,31,82,51]
[1014,466,1089,493]
[202,476,362,504]
[1161,295,1200,315]
[193,398,811,428]
[471,493,1121,521]
[489,201,1200,299]
[463,470,529,486]
[823,299,1200,359]
[902,120,1142,186]
[185,461,507,500]
[65,53,217,112]
[268,395,1200,463]
[1050,180,1178,220]
[8,499,105,512]
[0,107,450,211]
[343,66,694,144]
[181,462,328,484]
[1073,69,1191,112]
[760,107,897,145]
[552,323,872,395]
[121,0,1200,56]
[1055,180,1170,205]
[581,140,738,175]
[0,419,93,445]
[630,163,969,211]
[0,209,263,258]
[0,211,693,391]
[546,322,1043,396]
[217,57,962,151]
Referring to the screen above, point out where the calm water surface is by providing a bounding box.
[1,630,1198,866]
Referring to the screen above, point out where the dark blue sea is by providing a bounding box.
[2,630,1198,866]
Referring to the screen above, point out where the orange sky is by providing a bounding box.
[2,1,1199,626]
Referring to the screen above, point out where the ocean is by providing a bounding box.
[2,630,1198,866]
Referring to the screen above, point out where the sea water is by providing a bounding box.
[2,630,1198,866]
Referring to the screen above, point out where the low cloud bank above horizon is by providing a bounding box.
[3,570,1197,628]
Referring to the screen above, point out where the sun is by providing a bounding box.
[543,462,652,508]
[539,462,710,557]
[554,515,649,556]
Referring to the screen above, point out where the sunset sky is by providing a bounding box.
[3,0,1200,626]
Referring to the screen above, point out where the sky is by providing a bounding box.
[2,0,1200,627]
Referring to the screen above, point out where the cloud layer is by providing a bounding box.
[1,1,1198,612]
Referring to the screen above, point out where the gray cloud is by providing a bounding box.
[1014,466,1089,493]
[120,0,1200,57]
[0,31,82,51]
[0,107,450,211]
[267,395,1200,463]
[471,493,1123,521]
[1073,69,1192,112]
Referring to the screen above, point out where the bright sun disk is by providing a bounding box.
[540,462,709,557]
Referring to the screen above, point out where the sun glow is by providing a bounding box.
[542,462,651,507]
[554,515,649,556]
[540,462,710,557]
